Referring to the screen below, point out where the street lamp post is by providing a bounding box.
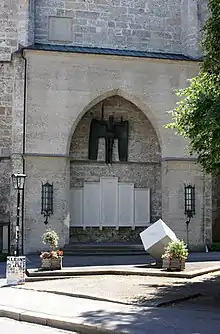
[11,173,26,256]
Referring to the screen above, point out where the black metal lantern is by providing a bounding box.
[184,184,195,219]
[11,173,26,190]
[41,182,53,225]
[184,184,195,247]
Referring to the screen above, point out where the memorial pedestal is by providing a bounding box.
[140,219,177,267]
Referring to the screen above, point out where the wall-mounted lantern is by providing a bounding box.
[184,184,195,246]
[184,184,195,219]
[41,182,53,225]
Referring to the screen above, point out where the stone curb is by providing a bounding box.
[157,293,202,307]
[0,306,124,334]
[26,264,220,280]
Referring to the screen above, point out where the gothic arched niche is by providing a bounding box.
[69,95,161,243]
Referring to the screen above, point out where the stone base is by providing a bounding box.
[162,258,186,271]
[41,258,62,270]
[70,227,146,243]
[27,261,220,279]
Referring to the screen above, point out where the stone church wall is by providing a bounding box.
[35,0,208,58]
[0,62,13,224]
[0,0,35,61]
[69,96,161,243]
[35,0,182,54]
[22,50,211,252]
[0,53,26,251]
[0,63,13,157]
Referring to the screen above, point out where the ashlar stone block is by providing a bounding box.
[140,219,177,263]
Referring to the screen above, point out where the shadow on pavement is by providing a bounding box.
[79,304,220,334]
[130,271,220,310]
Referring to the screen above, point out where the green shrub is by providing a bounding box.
[162,240,189,260]
[42,229,59,249]
[207,243,220,252]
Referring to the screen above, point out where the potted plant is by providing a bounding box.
[162,239,188,271]
[40,229,63,270]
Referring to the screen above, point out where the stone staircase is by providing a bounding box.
[63,243,146,256]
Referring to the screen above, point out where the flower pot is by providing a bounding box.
[162,257,185,271]
[41,257,62,270]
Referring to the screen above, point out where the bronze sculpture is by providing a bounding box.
[88,103,129,164]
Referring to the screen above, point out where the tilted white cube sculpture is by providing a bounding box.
[140,219,177,265]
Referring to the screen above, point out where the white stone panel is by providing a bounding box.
[83,182,101,227]
[100,177,118,226]
[134,188,150,226]
[48,17,73,42]
[70,188,83,226]
[118,183,134,226]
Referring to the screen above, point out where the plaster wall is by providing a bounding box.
[21,50,210,252]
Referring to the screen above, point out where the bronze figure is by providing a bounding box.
[88,104,129,164]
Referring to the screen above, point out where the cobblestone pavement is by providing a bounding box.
[16,270,220,309]
[0,318,78,334]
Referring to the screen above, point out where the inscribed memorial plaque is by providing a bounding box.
[84,183,101,227]
[70,188,83,226]
[134,189,150,225]
[100,177,118,226]
[118,183,134,226]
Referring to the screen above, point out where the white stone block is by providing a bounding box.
[140,219,177,262]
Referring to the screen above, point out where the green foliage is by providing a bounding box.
[167,73,220,174]
[42,229,59,249]
[202,0,220,74]
[162,240,189,260]
[0,253,7,262]
[207,242,220,252]
[167,0,220,174]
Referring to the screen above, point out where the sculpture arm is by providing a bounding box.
[88,119,107,160]
[114,121,129,162]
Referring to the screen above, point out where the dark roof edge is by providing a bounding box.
[22,43,202,62]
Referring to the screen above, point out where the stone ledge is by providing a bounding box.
[26,261,220,280]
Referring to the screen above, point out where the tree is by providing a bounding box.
[202,0,220,74]
[167,0,220,174]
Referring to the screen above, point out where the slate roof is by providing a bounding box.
[25,43,200,62]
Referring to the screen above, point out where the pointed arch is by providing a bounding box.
[66,89,162,155]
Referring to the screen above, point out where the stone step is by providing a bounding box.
[63,243,146,255]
